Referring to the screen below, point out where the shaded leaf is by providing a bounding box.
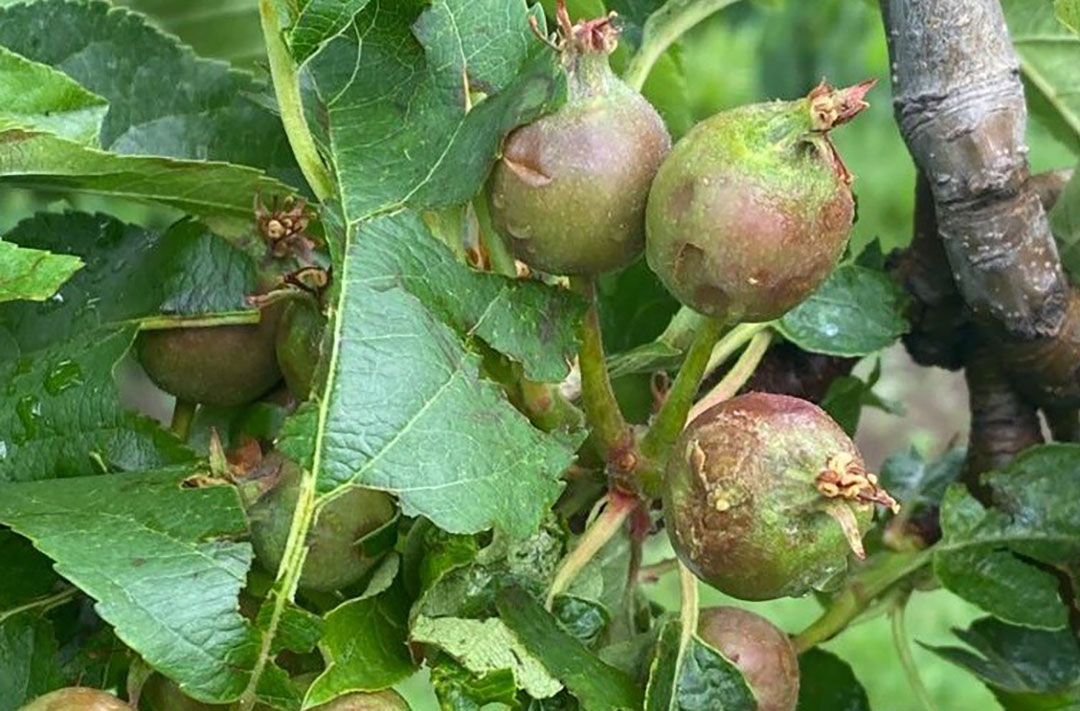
[0,469,261,702]
[309,0,564,223]
[923,617,1080,709]
[305,577,415,706]
[0,46,107,144]
[644,620,755,711]
[796,649,869,711]
[1051,164,1080,283]
[934,444,1080,629]
[0,613,65,711]
[411,615,562,699]
[0,0,301,184]
[820,358,903,435]
[1002,0,1080,154]
[0,531,59,608]
[0,241,82,304]
[878,446,965,512]
[778,265,910,357]
[599,258,680,356]
[496,587,642,711]
[116,0,266,68]
[430,657,519,711]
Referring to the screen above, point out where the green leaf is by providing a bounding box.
[1051,164,1080,283]
[0,0,301,184]
[416,518,564,619]
[0,46,107,144]
[496,587,643,711]
[287,0,372,64]
[778,265,910,357]
[0,241,82,304]
[115,0,266,68]
[796,649,869,711]
[309,0,564,222]
[934,444,1080,629]
[599,259,681,356]
[0,531,58,608]
[819,358,903,435]
[923,617,1080,709]
[877,446,965,512]
[1059,0,1080,36]
[430,657,519,711]
[0,469,261,702]
[305,577,415,706]
[279,211,579,539]
[0,613,65,711]
[350,211,583,383]
[553,596,610,648]
[1002,0,1080,152]
[0,130,294,235]
[411,615,563,699]
[644,620,756,711]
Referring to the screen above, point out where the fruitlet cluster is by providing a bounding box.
[24,2,888,709]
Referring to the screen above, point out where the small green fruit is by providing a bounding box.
[697,606,799,711]
[246,454,397,592]
[646,81,873,321]
[20,688,132,711]
[136,303,283,407]
[664,392,894,600]
[488,11,670,275]
[275,299,326,400]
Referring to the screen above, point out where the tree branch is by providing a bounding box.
[882,0,1068,340]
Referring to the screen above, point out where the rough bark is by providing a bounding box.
[882,0,1068,340]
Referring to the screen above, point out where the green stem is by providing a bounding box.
[170,399,197,443]
[519,379,586,434]
[792,548,933,654]
[472,194,517,278]
[137,312,260,330]
[689,329,772,422]
[891,593,937,711]
[677,561,699,653]
[236,461,319,711]
[624,0,742,91]
[703,321,772,382]
[546,492,637,609]
[639,317,724,464]
[0,587,78,625]
[259,0,335,202]
[570,276,634,469]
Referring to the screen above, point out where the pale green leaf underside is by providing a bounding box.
[0,469,259,701]
[0,240,82,304]
[0,46,107,145]
[411,615,562,699]
[115,0,266,67]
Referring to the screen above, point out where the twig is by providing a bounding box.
[639,557,678,583]
[570,276,636,477]
[0,587,79,625]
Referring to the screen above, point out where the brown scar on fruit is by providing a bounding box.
[815,452,899,513]
[503,155,553,187]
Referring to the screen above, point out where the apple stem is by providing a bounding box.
[689,328,773,423]
[169,399,197,443]
[890,592,938,711]
[677,560,700,655]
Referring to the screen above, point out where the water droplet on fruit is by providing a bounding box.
[44,360,84,395]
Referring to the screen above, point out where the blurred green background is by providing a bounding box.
[5,0,1077,708]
